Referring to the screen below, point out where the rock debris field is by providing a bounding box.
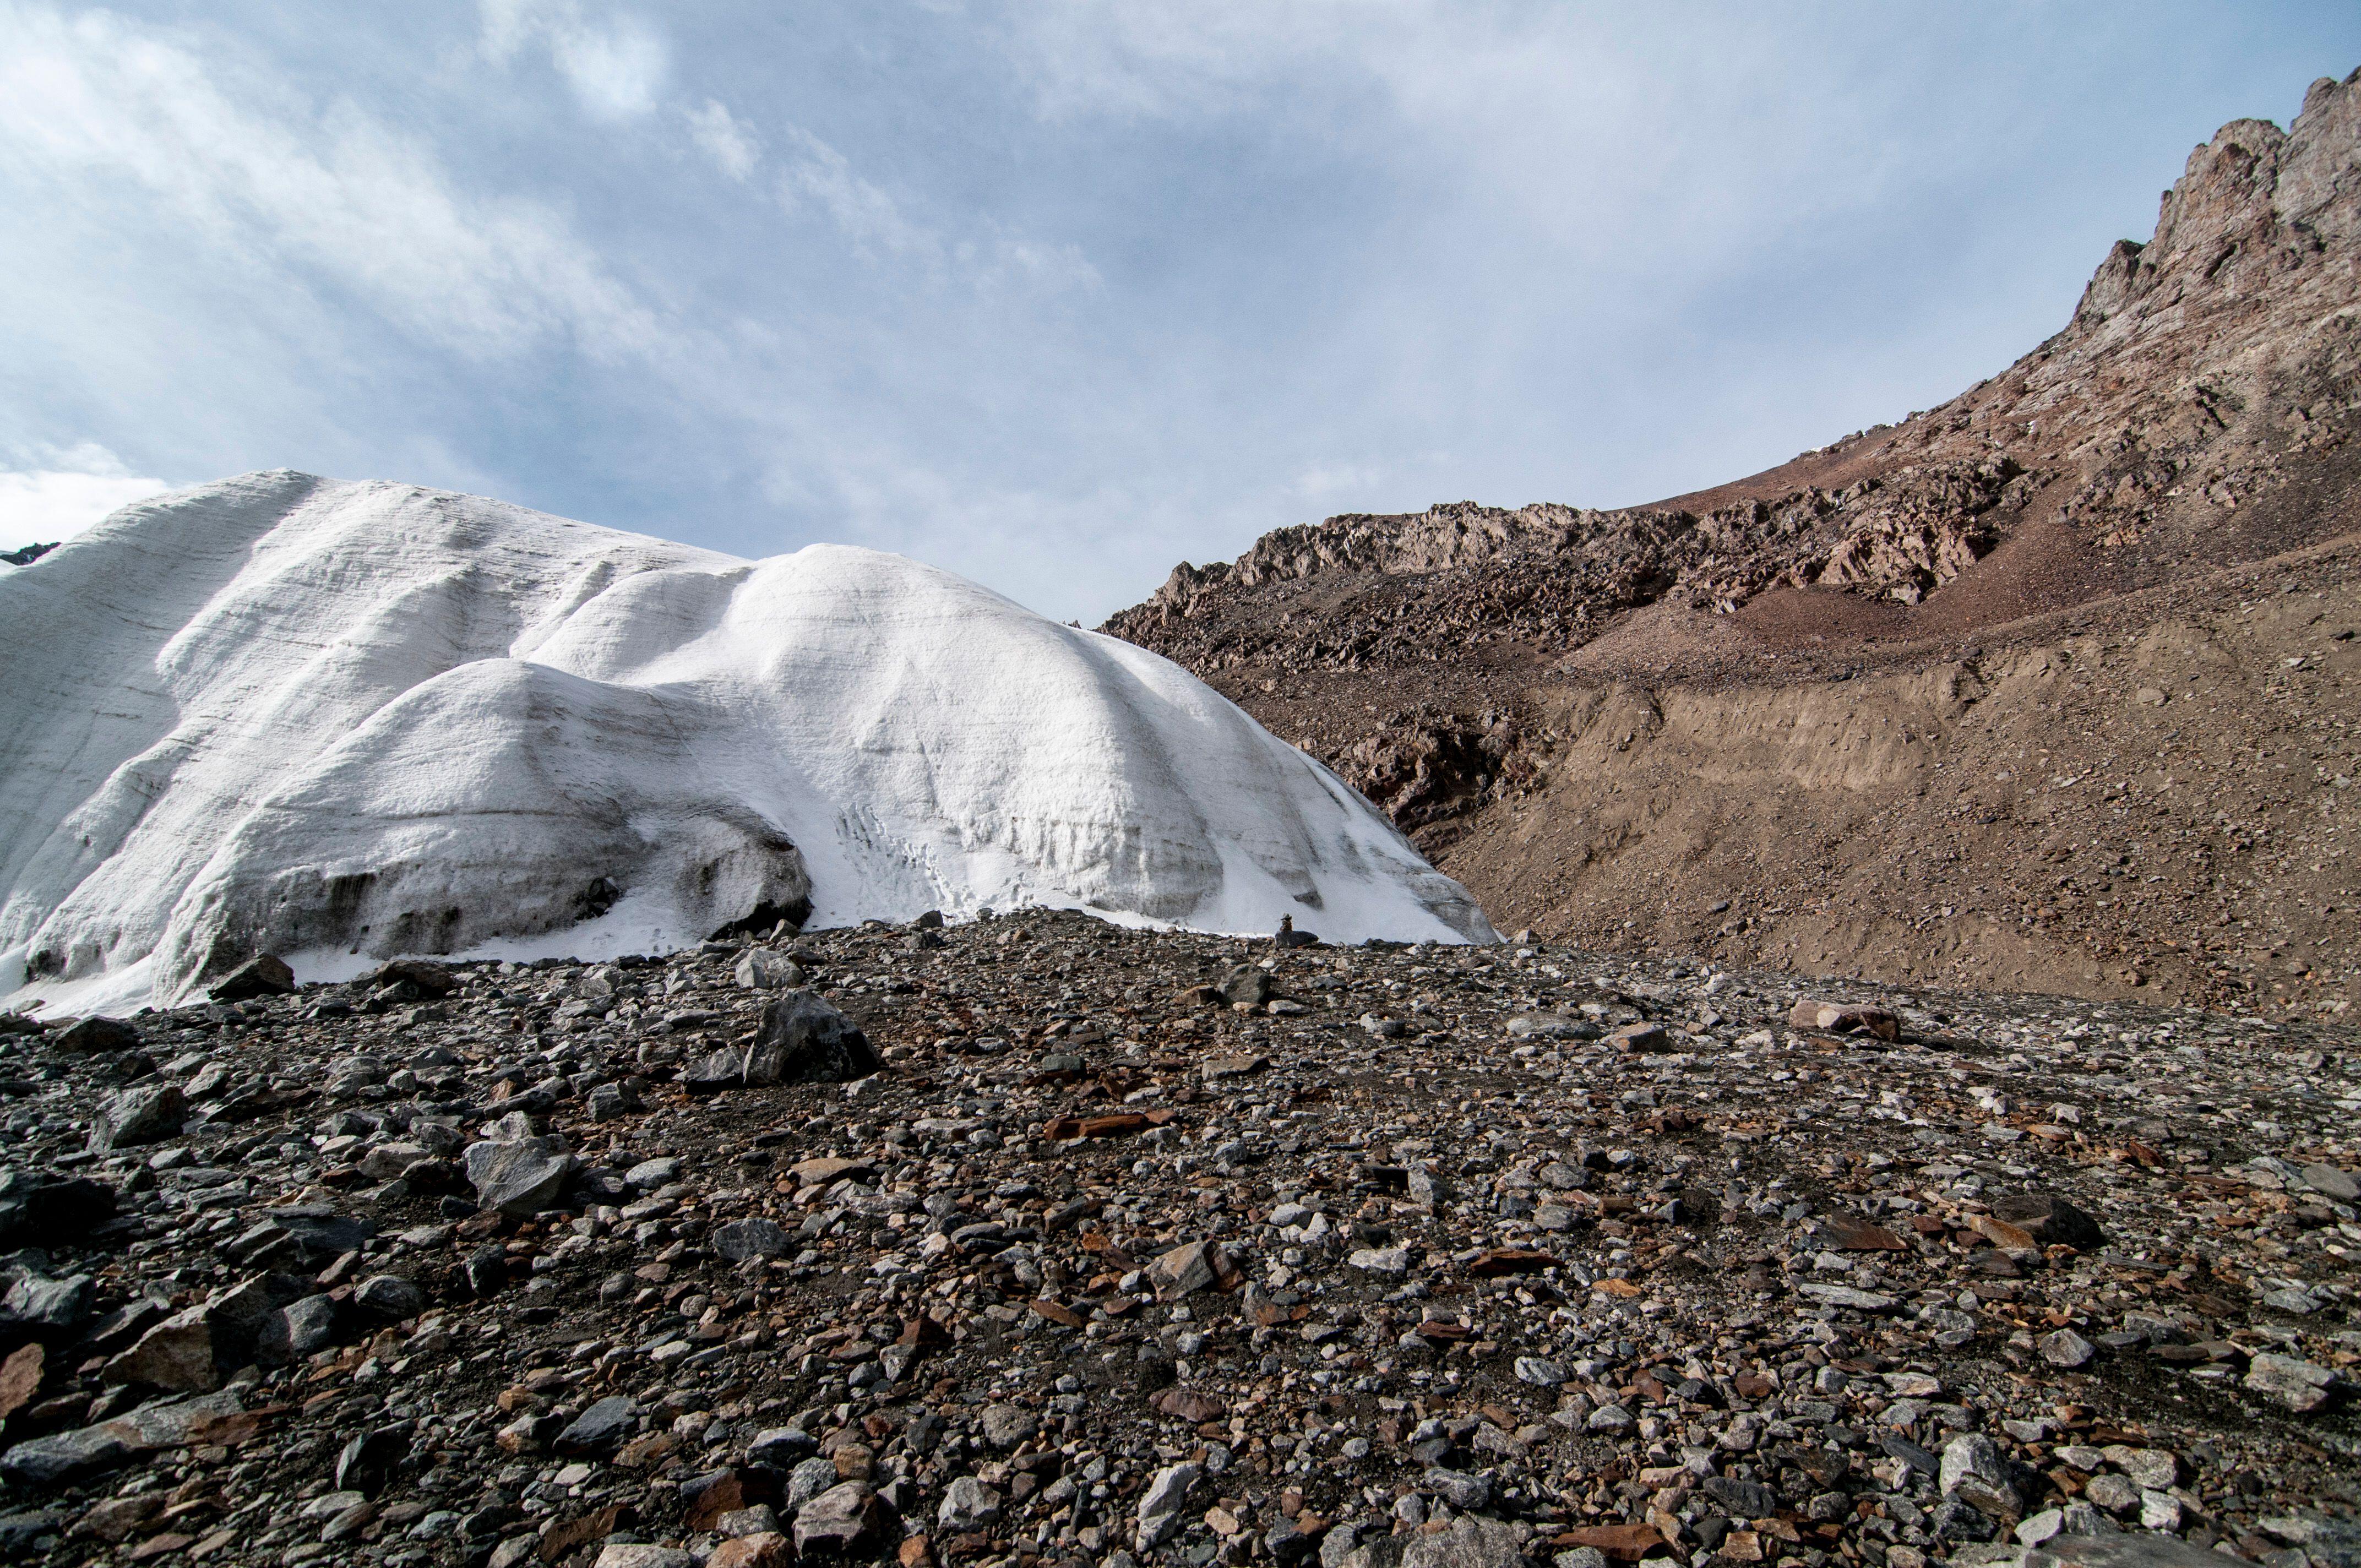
[0,914,2355,1568]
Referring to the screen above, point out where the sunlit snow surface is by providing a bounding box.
[0,472,1493,1015]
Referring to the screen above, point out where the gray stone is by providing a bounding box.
[1148,1239,1221,1298]
[1797,1282,1899,1311]
[255,1294,339,1364]
[105,1304,219,1391]
[594,1548,696,1568]
[1981,1532,2241,1568]
[624,1158,681,1191]
[1941,1432,2023,1519]
[787,1457,840,1507]
[1135,1461,1203,1552]
[747,1427,817,1467]
[980,1402,1034,1447]
[357,1141,430,1181]
[0,1423,132,1487]
[234,1208,372,1266]
[1420,1466,1492,1511]
[88,1084,186,1151]
[2082,1474,2139,1515]
[1513,1355,1565,1386]
[1339,1515,1525,1568]
[938,1474,1003,1531]
[1216,966,1274,1006]
[463,1136,577,1216]
[2245,1351,2338,1412]
[209,954,296,1001]
[2038,1329,2096,1368]
[712,1218,791,1261]
[553,1396,639,1456]
[53,1016,141,1053]
[746,991,879,1085]
[1,1272,91,1331]
[733,949,804,990]
[352,1275,426,1318]
[792,1481,890,1555]
[1705,1474,1780,1518]
[2300,1163,2359,1202]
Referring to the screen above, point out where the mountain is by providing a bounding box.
[0,472,1490,1016]
[1104,70,2361,1020]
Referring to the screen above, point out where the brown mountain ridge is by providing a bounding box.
[1103,69,2361,1022]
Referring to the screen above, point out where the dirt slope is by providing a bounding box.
[1102,72,2361,1023]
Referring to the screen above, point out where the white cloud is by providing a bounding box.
[1292,461,1388,500]
[0,4,663,362]
[687,98,760,180]
[775,125,943,260]
[479,0,668,122]
[987,4,1916,275]
[0,444,171,551]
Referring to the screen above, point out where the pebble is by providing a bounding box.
[0,922,2346,1568]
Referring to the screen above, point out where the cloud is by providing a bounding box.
[687,97,760,180]
[0,4,663,362]
[0,444,171,551]
[775,124,943,260]
[479,0,668,122]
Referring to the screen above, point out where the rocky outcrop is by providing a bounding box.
[1102,73,2361,1018]
[1112,73,2361,679]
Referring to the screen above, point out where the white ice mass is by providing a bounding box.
[0,472,1493,1014]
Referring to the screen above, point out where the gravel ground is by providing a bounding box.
[0,914,2354,1568]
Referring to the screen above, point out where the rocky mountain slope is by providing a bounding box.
[0,475,1487,1020]
[1102,70,2361,1023]
[0,921,2353,1567]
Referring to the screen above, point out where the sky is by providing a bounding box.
[1,4,2356,620]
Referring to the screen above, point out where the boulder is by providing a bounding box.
[1216,965,1274,1006]
[2244,1352,2338,1412]
[104,1305,219,1392]
[744,991,878,1085]
[0,1172,118,1250]
[227,1208,372,1268]
[52,1016,140,1054]
[208,954,296,1001]
[254,1295,339,1364]
[1,1272,92,1335]
[363,960,456,998]
[1989,1193,2106,1252]
[793,1481,893,1555]
[0,1422,132,1488]
[713,1218,792,1261]
[1147,1239,1220,1299]
[1134,1461,1203,1553]
[1788,1000,1901,1039]
[87,1084,186,1151]
[554,1396,640,1456]
[463,1137,578,1216]
[734,949,804,990]
[1941,1433,2024,1520]
[352,1275,426,1318]
[938,1474,1003,1532]
[595,1549,696,1568]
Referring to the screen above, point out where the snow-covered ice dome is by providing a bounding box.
[0,472,1494,1014]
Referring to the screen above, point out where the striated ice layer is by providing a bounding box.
[0,472,1493,1014]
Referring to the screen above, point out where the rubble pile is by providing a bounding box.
[0,913,2354,1568]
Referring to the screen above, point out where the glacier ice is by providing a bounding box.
[0,471,1493,1014]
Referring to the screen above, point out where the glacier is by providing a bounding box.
[0,472,1493,1015]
